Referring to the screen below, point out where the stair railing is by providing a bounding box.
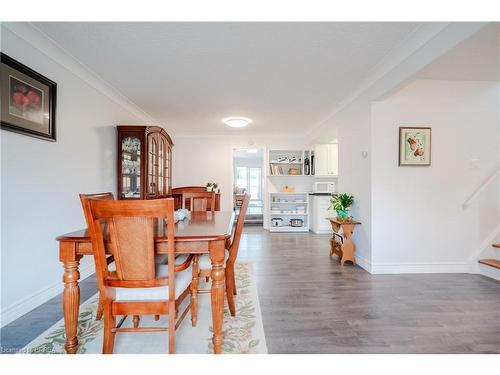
[462,166,500,209]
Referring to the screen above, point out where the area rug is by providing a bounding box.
[21,263,267,354]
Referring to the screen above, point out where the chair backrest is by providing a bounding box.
[181,191,216,212]
[172,186,220,211]
[228,193,250,263]
[79,192,115,301]
[87,198,176,296]
[79,192,115,228]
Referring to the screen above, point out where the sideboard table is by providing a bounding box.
[327,218,361,265]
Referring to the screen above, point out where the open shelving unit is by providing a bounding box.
[268,149,313,176]
[269,192,309,232]
[266,148,339,233]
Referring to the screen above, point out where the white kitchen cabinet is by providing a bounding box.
[314,143,338,176]
[310,194,333,234]
[314,144,329,176]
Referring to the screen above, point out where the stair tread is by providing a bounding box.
[478,259,500,269]
[492,244,500,248]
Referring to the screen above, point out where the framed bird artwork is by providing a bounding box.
[399,127,431,166]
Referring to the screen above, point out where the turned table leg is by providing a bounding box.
[191,255,199,327]
[60,242,81,354]
[209,239,226,354]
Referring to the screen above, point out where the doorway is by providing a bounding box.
[232,148,264,225]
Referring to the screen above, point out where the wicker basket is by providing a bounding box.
[288,167,300,175]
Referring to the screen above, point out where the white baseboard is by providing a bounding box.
[467,223,500,263]
[355,254,372,273]
[478,263,500,281]
[371,262,469,274]
[310,229,331,235]
[0,264,95,328]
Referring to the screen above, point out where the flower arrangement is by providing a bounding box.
[206,182,219,192]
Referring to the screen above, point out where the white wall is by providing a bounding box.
[0,25,154,326]
[325,103,373,271]
[371,79,500,273]
[172,136,315,227]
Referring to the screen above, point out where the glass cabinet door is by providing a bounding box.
[121,136,141,198]
[166,145,171,194]
[147,133,158,197]
[158,138,165,196]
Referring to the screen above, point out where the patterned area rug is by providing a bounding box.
[21,263,267,354]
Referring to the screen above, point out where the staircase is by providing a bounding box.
[463,167,500,279]
[478,244,500,279]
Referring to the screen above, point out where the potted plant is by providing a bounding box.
[206,182,213,192]
[329,193,354,221]
[212,182,219,193]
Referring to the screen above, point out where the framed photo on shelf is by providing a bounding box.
[399,126,431,166]
[1,53,57,141]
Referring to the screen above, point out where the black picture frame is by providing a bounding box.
[1,53,57,142]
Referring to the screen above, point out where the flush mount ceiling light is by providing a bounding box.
[223,117,252,128]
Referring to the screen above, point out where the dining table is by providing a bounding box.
[56,210,235,354]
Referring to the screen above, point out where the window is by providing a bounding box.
[248,167,261,201]
[235,167,248,190]
[235,166,262,201]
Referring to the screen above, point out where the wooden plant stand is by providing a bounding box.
[328,218,361,265]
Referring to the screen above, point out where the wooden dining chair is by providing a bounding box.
[79,192,115,321]
[86,198,194,354]
[80,193,191,323]
[172,186,220,211]
[197,193,250,317]
[181,191,216,212]
[177,190,217,327]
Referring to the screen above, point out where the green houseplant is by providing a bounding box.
[206,182,219,192]
[329,193,354,220]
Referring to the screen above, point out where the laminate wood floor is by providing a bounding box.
[2,226,500,353]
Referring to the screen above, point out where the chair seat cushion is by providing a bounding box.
[198,253,228,270]
[114,264,192,301]
[154,253,190,265]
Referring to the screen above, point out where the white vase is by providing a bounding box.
[206,187,213,192]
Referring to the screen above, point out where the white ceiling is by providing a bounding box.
[33,22,425,136]
[417,23,500,82]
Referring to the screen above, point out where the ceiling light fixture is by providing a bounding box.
[223,117,252,128]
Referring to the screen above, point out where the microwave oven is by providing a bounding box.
[313,181,336,193]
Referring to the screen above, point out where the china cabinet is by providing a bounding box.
[117,125,173,199]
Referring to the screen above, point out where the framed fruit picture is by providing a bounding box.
[1,53,57,141]
[399,127,431,166]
